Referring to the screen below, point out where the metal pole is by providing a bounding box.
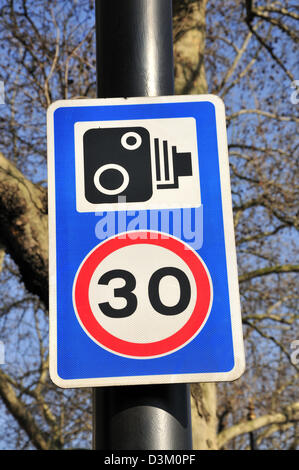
[93,384,192,450]
[93,0,192,450]
[95,0,174,98]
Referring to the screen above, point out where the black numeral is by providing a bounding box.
[98,269,137,318]
[98,267,191,318]
[148,267,191,316]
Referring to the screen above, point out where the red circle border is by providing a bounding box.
[73,231,212,358]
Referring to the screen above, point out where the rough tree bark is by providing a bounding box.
[0,152,48,307]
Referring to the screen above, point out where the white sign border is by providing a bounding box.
[47,94,245,389]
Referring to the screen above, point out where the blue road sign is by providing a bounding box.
[47,95,245,388]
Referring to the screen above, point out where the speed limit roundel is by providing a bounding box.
[73,231,213,358]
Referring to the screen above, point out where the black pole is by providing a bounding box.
[249,432,256,450]
[95,0,174,98]
[93,0,192,450]
[93,384,192,450]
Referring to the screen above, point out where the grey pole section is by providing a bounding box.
[93,0,193,450]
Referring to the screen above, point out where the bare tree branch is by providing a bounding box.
[218,402,299,449]
[239,264,299,283]
[0,369,49,450]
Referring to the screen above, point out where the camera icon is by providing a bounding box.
[75,118,200,212]
[83,126,153,204]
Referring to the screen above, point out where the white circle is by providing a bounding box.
[93,163,129,196]
[121,131,142,150]
[88,243,197,343]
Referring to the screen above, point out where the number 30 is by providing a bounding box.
[98,267,191,318]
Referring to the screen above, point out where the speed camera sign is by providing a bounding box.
[47,94,245,388]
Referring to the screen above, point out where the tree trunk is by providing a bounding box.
[173,0,208,95]
[0,152,48,307]
[191,383,217,449]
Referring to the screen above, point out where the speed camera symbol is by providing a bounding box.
[82,126,193,204]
